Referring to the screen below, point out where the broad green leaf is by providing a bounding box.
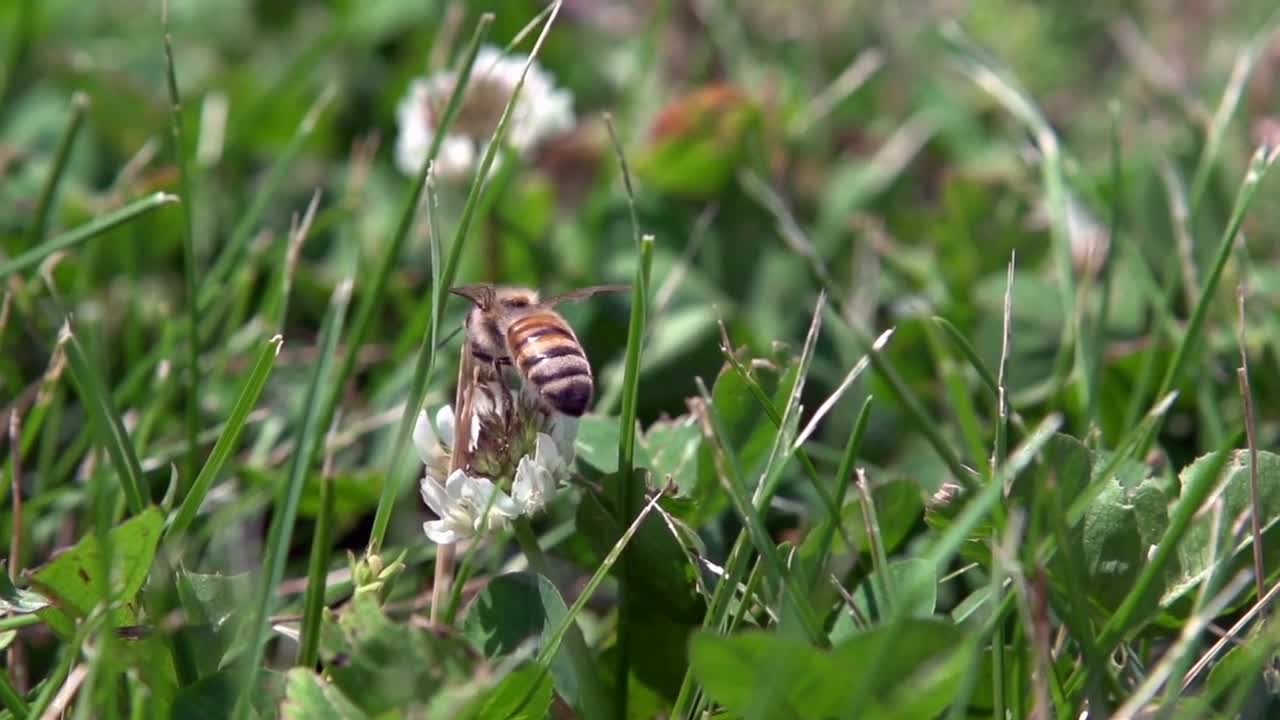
[829,618,967,718]
[281,668,370,720]
[690,630,844,719]
[169,669,240,720]
[576,490,704,623]
[1079,466,1169,611]
[831,558,937,643]
[461,572,578,707]
[319,593,472,715]
[838,478,925,555]
[28,506,163,631]
[641,415,701,494]
[576,415,623,474]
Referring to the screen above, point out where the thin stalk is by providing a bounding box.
[363,13,495,555]
[25,92,90,247]
[166,334,282,542]
[234,279,351,720]
[297,437,338,667]
[0,192,178,280]
[163,11,201,490]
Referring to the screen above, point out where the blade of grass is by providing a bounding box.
[1138,144,1279,457]
[163,5,202,491]
[61,323,146,515]
[607,107,651,719]
[196,89,335,311]
[234,279,351,719]
[24,92,89,247]
[695,375,826,644]
[1186,22,1274,217]
[165,334,283,543]
[366,4,564,556]
[0,192,178,280]
[501,494,664,719]
[297,419,340,668]
[838,414,1062,719]
[0,670,25,717]
[941,23,1080,403]
[614,235,653,720]
[360,12,494,555]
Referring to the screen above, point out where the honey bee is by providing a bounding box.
[449,283,628,417]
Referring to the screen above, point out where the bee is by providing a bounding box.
[449,283,628,417]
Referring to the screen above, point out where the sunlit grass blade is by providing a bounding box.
[502,495,664,718]
[609,99,652,717]
[932,316,998,397]
[366,4,565,555]
[1140,145,1279,456]
[0,671,25,717]
[24,91,89,247]
[0,192,178,280]
[1186,8,1279,215]
[357,14,492,555]
[61,323,147,515]
[234,279,352,718]
[163,8,202,490]
[940,23,1080,397]
[197,89,335,311]
[298,436,338,668]
[694,375,826,644]
[165,333,283,543]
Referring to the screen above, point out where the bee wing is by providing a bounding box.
[542,284,631,307]
[449,283,496,308]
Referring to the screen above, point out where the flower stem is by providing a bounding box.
[512,517,553,576]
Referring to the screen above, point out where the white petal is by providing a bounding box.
[512,455,537,509]
[412,409,438,465]
[435,406,455,451]
[419,474,450,516]
[458,474,520,518]
[534,433,564,474]
[423,520,464,544]
[546,415,578,463]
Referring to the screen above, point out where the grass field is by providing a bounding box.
[4,0,1280,717]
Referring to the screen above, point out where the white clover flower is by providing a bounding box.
[513,433,570,516]
[395,45,575,182]
[412,378,581,544]
[420,469,519,544]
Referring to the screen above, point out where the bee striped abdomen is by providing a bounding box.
[508,313,593,416]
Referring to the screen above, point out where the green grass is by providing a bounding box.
[4,1,1280,718]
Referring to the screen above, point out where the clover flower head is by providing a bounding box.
[413,379,579,544]
[395,45,575,182]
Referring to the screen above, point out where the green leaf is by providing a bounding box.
[475,664,554,720]
[640,415,701,494]
[692,620,965,719]
[281,668,370,720]
[460,572,578,706]
[838,478,924,555]
[575,415,623,474]
[576,490,704,623]
[319,593,471,715]
[0,564,50,614]
[636,85,761,198]
[1078,464,1169,611]
[169,669,239,720]
[831,558,937,642]
[27,506,163,628]
[1165,449,1280,609]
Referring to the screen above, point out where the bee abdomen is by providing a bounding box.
[508,314,593,416]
